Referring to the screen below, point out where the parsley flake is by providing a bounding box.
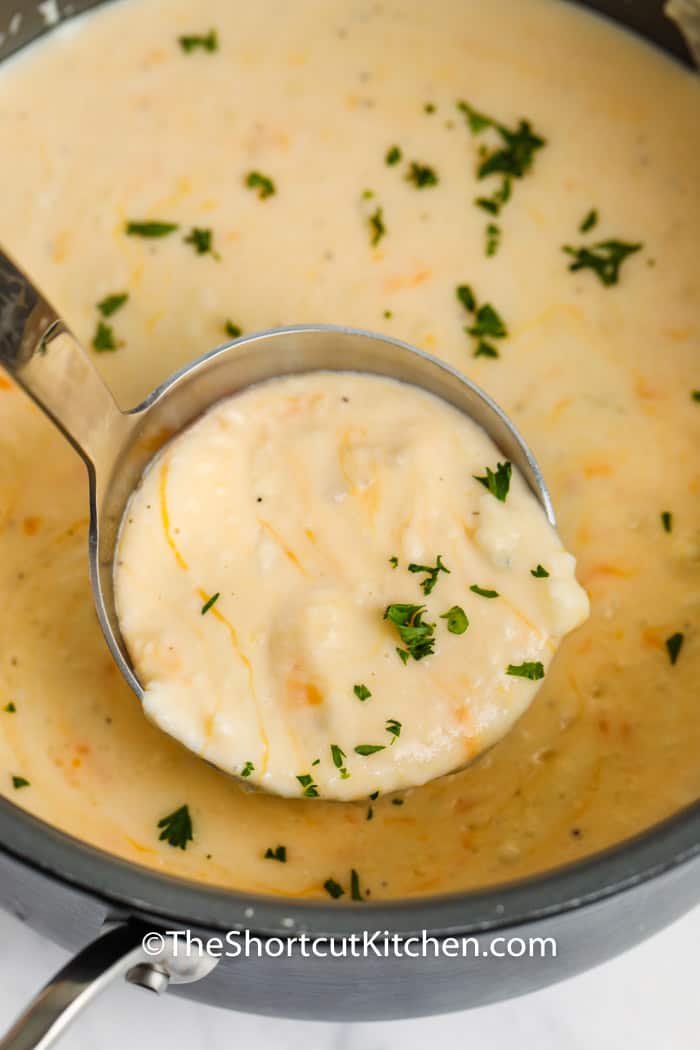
[385,718,402,743]
[324,878,344,899]
[389,555,399,568]
[201,592,220,615]
[485,222,501,256]
[353,684,372,701]
[354,744,386,756]
[474,460,512,501]
[506,661,545,681]
[297,773,319,797]
[384,603,436,662]
[178,30,218,53]
[563,240,642,287]
[12,775,29,789]
[531,564,550,578]
[225,320,242,338]
[97,292,128,317]
[4,702,16,713]
[92,322,117,353]
[406,162,439,188]
[440,606,469,634]
[661,511,672,533]
[579,209,598,233]
[184,227,219,258]
[350,868,365,901]
[666,632,684,666]
[241,761,254,778]
[369,206,386,246]
[470,584,499,598]
[385,145,402,166]
[408,554,450,595]
[264,845,287,863]
[125,220,179,238]
[157,804,193,849]
[245,171,276,199]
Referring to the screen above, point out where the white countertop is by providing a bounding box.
[0,902,697,1049]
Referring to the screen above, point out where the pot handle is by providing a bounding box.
[0,921,219,1050]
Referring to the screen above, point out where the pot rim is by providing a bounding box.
[1,792,699,937]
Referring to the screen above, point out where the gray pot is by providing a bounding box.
[0,2,697,1046]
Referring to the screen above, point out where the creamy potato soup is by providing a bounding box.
[0,0,698,899]
[114,371,588,800]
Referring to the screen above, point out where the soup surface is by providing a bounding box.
[115,370,588,800]
[0,0,698,900]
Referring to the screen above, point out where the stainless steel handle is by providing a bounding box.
[0,921,219,1050]
[0,248,128,472]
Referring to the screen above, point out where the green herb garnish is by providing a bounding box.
[157,804,193,849]
[408,554,450,595]
[297,773,319,797]
[391,798,404,806]
[12,775,29,789]
[241,761,254,778]
[178,29,218,53]
[661,512,672,533]
[92,322,117,353]
[474,460,512,501]
[530,565,550,578]
[4,702,16,713]
[440,606,469,634]
[264,845,287,863]
[245,171,276,199]
[184,227,218,257]
[225,320,242,338]
[353,684,372,701]
[385,718,402,744]
[506,661,545,681]
[457,286,508,358]
[692,391,700,403]
[97,292,129,317]
[485,222,501,257]
[384,603,436,662]
[470,584,499,598]
[475,177,511,216]
[330,744,349,780]
[324,878,344,899]
[350,868,365,901]
[406,162,438,188]
[125,220,179,237]
[563,240,642,287]
[456,284,476,312]
[666,632,684,666]
[201,592,220,615]
[389,556,399,568]
[386,145,402,166]
[579,209,598,233]
[354,744,386,756]
[369,206,386,246]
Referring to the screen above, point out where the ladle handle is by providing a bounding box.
[0,247,128,473]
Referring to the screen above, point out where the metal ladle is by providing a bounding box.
[0,246,555,771]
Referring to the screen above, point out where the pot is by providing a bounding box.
[0,1,697,1045]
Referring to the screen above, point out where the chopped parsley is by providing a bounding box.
[666,632,684,666]
[297,773,319,797]
[312,758,320,766]
[440,605,469,634]
[350,868,365,902]
[183,227,219,258]
[92,322,117,353]
[384,603,436,662]
[97,292,128,317]
[457,99,545,250]
[264,845,287,863]
[563,240,643,287]
[12,775,29,789]
[531,564,550,578]
[125,220,179,237]
[474,460,512,501]
[457,285,508,358]
[485,222,501,257]
[408,554,450,595]
[157,804,193,849]
[354,744,386,756]
[225,320,242,338]
[579,209,598,233]
[389,555,399,568]
[506,661,545,681]
[391,798,404,806]
[385,718,402,744]
[385,145,402,166]
[201,592,220,615]
[692,391,700,402]
[366,804,374,821]
[368,206,386,246]
[241,761,254,778]
[424,102,436,114]
[324,878,344,899]
[178,29,218,53]
[245,171,276,199]
[405,162,439,188]
[369,790,379,800]
[661,511,673,533]
[470,585,499,599]
[330,744,350,779]
[4,702,16,713]
[353,683,372,701]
